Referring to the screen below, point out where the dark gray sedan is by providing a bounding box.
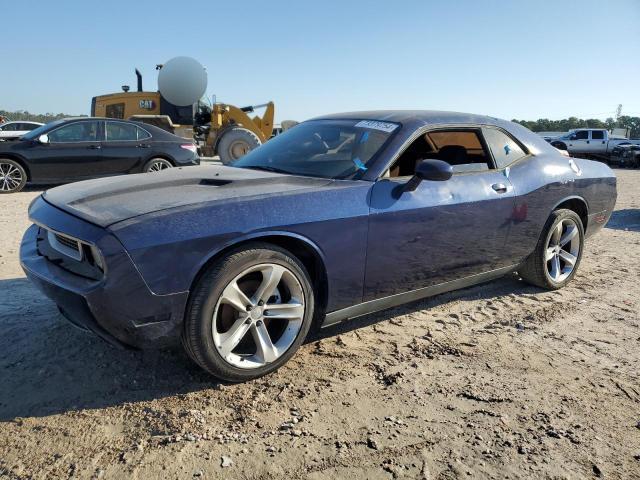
[0,117,199,193]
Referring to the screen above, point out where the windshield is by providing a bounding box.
[21,119,66,140]
[232,119,398,179]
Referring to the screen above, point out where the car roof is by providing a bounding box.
[311,110,507,126]
[1,120,43,124]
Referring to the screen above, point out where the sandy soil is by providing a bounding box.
[0,171,639,480]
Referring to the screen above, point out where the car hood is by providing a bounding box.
[43,166,333,228]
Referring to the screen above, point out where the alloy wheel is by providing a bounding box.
[147,160,172,172]
[212,263,305,369]
[0,162,23,192]
[545,218,580,283]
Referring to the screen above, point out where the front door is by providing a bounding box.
[27,120,103,181]
[364,128,517,301]
[567,130,589,154]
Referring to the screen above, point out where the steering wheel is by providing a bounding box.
[312,132,330,150]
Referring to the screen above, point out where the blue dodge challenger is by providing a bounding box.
[20,111,616,381]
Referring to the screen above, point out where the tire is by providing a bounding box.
[217,127,261,165]
[182,243,315,382]
[0,159,27,193]
[143,158,173,173]
[518,209,584,290]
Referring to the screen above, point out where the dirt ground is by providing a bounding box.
[0,170,639,480]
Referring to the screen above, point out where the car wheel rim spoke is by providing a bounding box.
[252,265,285,304]
[251,322,279,363]
[559,225,577,246]
[218,316,252,358]
[220,281,252,312]
[558,249,577,266]
[264,302,304,320]
[212,262,305,369]
[546,218,580,283]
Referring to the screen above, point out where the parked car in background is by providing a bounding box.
[0,117,199,193]
[20,111,617,381]
[0,121,44,141]
[609,144,640,168]
[549,128,640,159]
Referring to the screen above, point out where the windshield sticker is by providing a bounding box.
[355,120,398,133]
[359,131,370,143]
[352,157,368,171]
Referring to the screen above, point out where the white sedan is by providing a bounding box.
[0,121,44,141]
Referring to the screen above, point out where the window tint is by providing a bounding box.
[425,130,491,173]
[48,122,99,143]
[482,128,527,168]
[106,122,138,141]
[137,127,151,140]
[3,123,19,131]
[387,129,491,177]
[574,130,588,140]
[591,130,604,140]
[106,103,125,119]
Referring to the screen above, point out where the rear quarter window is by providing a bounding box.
[482,127,528,169]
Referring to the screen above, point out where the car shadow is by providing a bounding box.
[0,273,540,421]
[0,277,217,421]
[605,208,640,232]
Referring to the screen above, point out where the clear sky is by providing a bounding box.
[1,0,639,123]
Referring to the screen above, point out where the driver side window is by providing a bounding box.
[384,128,492,177]
[48,122,99,143]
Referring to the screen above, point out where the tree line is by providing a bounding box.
[512,116,640,138]
[0,110,86,124]
[2,108,639,139]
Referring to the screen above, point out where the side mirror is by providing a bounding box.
[398,159,453,195]
[38,134,49,144]
[569,134,577,141]
[415,159,453,181]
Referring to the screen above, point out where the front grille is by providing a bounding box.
[54,233,80,252]
[48,230,82,261]
[35,227,103,280]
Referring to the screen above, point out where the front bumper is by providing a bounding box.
[20,198,189,349]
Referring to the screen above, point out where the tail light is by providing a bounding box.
[180,144,197,153]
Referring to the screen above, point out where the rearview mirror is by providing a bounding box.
[38,134,49,144]
[399,159,453,195]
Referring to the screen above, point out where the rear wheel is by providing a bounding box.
[182,244,314,382]
[518,209,584,290]
[217,127,261,165]
[143,158,173,173]
[0,159,27,193]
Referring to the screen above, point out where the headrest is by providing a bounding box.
[437,145,467,163]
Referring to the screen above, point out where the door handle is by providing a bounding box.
[137,144,151,148]
[87,144,101,150]
[492,183,508,193]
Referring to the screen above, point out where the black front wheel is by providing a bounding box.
[182,243,315,382]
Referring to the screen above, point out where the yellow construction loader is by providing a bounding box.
[91,64,275,163]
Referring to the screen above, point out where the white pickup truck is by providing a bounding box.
[549,128,640,158]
